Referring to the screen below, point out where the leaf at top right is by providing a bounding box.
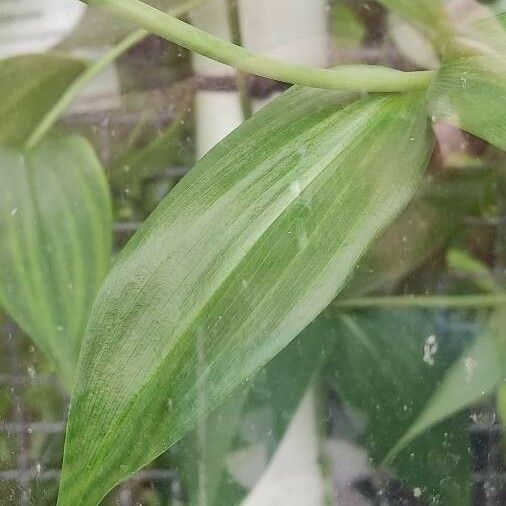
[428,55,506,151]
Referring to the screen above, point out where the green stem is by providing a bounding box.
[335,294,506,309]
[26,0,210,148]
[84,0,435,92]
[226,0,253,119]
[26,30,145,149]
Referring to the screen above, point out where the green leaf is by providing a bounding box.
[0,55,86,147]
[108,88,192,189]
[386,331,501,463]
[0,136,112,388]
[456,7,506,57]
[326,308,478,504]
[447,248,496,293]
[330,3,365,50]
[58,89,432,505]
[428,56,506,151]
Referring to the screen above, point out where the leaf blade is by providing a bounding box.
[386,331,501,462]
[59,89,433,505]
[428,56,506,151]
[327,308,479,504]
[0,136,112,387]
[0,55,85,147]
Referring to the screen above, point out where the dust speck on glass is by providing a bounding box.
[0,0,505,505]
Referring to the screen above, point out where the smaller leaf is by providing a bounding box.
[0,136,112,387]
[326,308,482,504]
[108,87,192,188]
[428,56,506,151]
[0,55,86,147]
[386,331,501,462]
[330,3,365,50]
[447,248,496,293]
[453,6,506,56]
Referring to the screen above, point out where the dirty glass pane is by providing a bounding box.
[0,0,505,505]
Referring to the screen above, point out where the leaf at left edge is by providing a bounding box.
[0,136,112,388]
[58,89,433,506]
[0,55,86,147]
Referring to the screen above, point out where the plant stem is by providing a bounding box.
[26,0,210,149]
[226,0,252,120]
[26,30,144,149]
[335,294,506,309]
[84,0,435,92]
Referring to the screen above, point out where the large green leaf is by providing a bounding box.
[428,56,506,151]
[58,89,432,505]
[0,136,112,387]
[0,55,85,147]
[326,308,478,504]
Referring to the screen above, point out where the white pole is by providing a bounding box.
[190,0,244,159]
[241,388,325,506]
[239,0,329,111]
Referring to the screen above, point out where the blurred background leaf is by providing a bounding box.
[0,136,112,388]
[429,56,506,151]
[0,55,85,147]
[343,169,494,297]
[324,308,482,504]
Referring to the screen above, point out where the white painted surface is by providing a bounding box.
[241,389,325,506]
[194,91,243,159]
[0,0,85,58]
[239,0,329,67]
[190,0,243,159]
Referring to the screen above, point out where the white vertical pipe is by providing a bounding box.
[0,0,85,58]
[242,388,325,506]
[239,0,329,112]
[238,1,329,504]
[190,0,243,159]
